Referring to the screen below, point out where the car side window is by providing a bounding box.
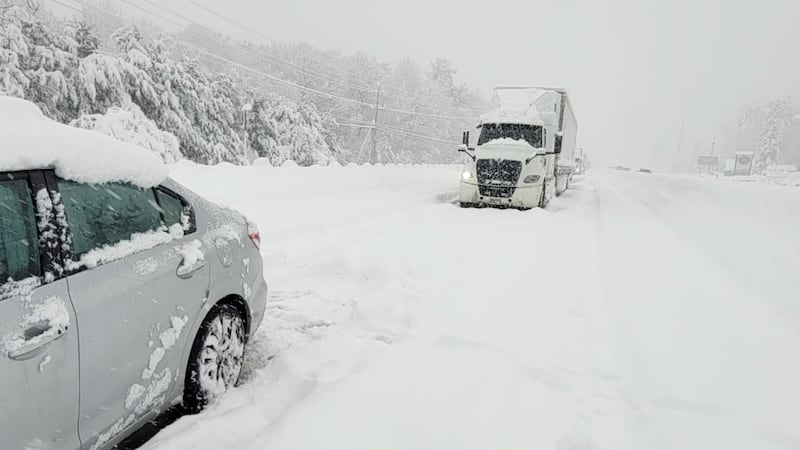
[0,179,41,283]
[57,180,162,259]
[155,188,193,232]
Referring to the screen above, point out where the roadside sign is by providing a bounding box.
[734,152,754,176]
[697,155,719,166]
[697,155,719,173]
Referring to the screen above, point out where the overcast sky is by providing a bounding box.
[58,0,800,168]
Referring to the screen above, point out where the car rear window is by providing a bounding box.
[0,179,41,283]
[58,180,162,258]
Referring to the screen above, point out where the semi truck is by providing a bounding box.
[458,86,577,209]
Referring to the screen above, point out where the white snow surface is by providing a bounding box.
[0,96,168,187]
[143,163,800,450]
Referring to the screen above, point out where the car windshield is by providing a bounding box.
[477,123,543,148]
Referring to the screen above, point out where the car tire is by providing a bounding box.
[183,303,246,413]
[460,202,473,208]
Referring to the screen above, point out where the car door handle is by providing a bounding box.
[7,321,69,361]
[177,260,206,279]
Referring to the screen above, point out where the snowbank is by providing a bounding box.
[0,96,168,187]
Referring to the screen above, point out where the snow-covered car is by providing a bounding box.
[0,97,267,450]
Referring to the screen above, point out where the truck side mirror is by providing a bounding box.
[458,143,476,161]
[462,131,470,146]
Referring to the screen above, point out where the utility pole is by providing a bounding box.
[710,137,716,156]
[675,120,685,173]
[241,103,253,163]
[370,85,380,164]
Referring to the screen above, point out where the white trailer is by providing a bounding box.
[458,86,578,209]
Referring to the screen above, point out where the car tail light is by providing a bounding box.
[247,220,261,249]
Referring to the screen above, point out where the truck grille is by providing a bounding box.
[476,159,522,198]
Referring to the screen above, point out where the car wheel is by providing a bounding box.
[184,303,246,412]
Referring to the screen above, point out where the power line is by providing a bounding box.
[184,0,487,111]
[140,0,484,113]
[337,123,374,129]
[338,121,459,146]
[188,0,355,79]
[77,0,485,114]
[141,0,386,96]
[118,0,183,28]
[47,0,478,122]
[174,40,475,120]
[47,0,83,14]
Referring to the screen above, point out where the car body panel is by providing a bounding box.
[68,231,210,450]
[0,279,81,450]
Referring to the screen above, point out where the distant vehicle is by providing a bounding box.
[613,165,631,171]
[575,148,586,175]
[458,86,578,209]
[0,97,267,450]
[638,168,652,173]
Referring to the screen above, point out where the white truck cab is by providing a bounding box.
[459,87,577,209]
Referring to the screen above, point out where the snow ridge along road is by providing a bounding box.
[144,163,800,450]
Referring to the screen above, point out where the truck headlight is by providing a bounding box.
[462,170,473,180]
[523,175,541,184]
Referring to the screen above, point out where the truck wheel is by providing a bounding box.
[184,303,246,413]
[555,175,562,197]
[538,182,547,208]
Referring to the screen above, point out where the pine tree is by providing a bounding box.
[754,99,793,172]
[0,6,78,122]
[73,20,100,59]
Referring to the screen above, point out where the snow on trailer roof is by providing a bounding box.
[0,96,168,188]
[479,86,561,126]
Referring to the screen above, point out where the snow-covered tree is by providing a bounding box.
[754,98,793,172]
[0,6,78,122]
[72,20,100,58]
[71,102,181,163]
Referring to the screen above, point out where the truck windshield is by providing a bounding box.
[478,124,543,148]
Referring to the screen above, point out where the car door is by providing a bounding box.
[0,171,80,450]
[52,177,210,449]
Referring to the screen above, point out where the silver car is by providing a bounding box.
[0,169,267,450]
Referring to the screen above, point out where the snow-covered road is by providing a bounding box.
[143,163,800,450]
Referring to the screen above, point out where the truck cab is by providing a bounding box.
[459,122,554,209]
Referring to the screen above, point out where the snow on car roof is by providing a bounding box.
[0,96,168,188]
